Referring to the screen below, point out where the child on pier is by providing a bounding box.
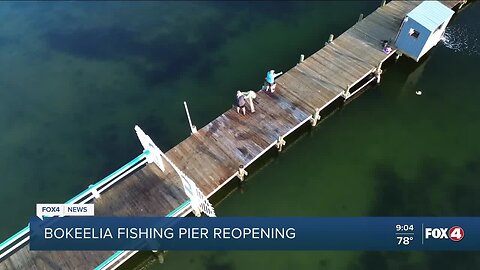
[236,91,246,115]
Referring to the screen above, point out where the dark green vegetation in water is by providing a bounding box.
[0,1,479,269]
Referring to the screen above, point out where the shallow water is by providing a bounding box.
[0,1,479,269]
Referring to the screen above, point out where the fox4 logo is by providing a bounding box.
[425,226,464,241]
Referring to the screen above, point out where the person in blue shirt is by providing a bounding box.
[265,70,283,92]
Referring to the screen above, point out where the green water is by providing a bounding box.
[0,1,479,269]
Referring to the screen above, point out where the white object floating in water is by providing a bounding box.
[415,90,422,96]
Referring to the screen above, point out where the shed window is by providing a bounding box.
[409,28,420,38]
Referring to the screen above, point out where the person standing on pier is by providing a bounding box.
[265,69,282,93]
[236,91,246,115]
[241,90,257,113]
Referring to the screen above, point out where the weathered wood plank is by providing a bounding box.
[310,52,362,84]
[297,59,348,94]
[321,45,372,77]
[334,32,384,66]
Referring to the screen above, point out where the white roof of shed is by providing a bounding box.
[407,1,455,31]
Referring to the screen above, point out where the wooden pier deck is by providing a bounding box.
[0,1,464,269]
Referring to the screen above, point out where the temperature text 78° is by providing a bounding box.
[397,236,413,245]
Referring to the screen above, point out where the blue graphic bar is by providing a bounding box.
[29,217,478,251]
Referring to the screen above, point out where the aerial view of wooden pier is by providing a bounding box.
[0,1,468,269]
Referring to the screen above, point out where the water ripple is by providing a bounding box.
[441,25,479,55]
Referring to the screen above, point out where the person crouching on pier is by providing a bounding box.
[265,69,282,93]
[241,90,257,113]
[236,91,246,115]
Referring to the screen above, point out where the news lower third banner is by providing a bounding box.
[29,217,479,251]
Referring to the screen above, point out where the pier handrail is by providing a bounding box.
[0,151,150,261]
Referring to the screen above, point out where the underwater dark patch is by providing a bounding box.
[43,16,236,87]
[369,164,405,216]
[353,252,388,270]
[426,252,480,270]
[353,157,480,270]
[44,26,145,60]
[193,56,229,84]
[42,2,278,87]
[202,253,235,270]
[212,1,300,22]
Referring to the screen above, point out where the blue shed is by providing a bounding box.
[394,1,454,62]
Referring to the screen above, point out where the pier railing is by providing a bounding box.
[0,151,150,262]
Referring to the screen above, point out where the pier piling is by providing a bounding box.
[311,108,321,127]
[276,136,286,152]
[325,34,334,45]
[358,13,364,22]
[238,165,248,181]
[299,54,305,63]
